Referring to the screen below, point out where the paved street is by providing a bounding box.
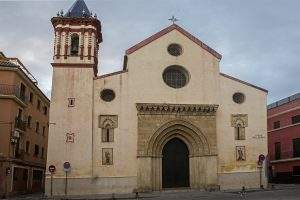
[6,185,300,200]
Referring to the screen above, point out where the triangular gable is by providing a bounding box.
[125,24,222,60]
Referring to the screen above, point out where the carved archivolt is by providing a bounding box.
[98,115,118,128]
[231,114,248,128]
[136,103,218,116]
[145,119,211,157]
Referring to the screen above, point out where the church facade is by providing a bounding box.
[46,0,268,195]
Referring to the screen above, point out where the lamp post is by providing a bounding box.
[0,121,13,198]
[47,122,56,196]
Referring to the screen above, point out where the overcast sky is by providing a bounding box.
[0,0,299,103]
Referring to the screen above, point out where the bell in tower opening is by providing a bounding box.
[70,33,79,56]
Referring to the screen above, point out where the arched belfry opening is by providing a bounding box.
[70,33,79,56]
[162,138,189,188]
[136,103,219,191]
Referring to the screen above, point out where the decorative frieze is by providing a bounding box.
[136,103,218,116]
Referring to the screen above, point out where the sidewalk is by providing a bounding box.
[4,184,300,200]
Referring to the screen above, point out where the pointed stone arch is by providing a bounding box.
[146,119,210,157]
[136,103,218,192]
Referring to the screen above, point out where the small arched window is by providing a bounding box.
[70,34,79,56]
[102,124,114,142]
[235,123,245,140]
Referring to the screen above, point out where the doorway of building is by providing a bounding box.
[162,137,189,188]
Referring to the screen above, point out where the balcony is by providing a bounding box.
[270,150,300,163]
[0,84,28,104]
[15,149,25,159]
[15,117,27,132]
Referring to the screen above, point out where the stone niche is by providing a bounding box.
[136,103,219,191]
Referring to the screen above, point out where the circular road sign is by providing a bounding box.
[259,154,265,162]
[49,165,56,173]
[63,162,71,172]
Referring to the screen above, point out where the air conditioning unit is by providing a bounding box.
[10,137,18,144]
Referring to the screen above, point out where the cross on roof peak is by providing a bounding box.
[168,15,179,24]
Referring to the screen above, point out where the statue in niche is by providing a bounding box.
[102,148,113,165]
[236,146,246,161]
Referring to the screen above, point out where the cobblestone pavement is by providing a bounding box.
[4,185,300,200]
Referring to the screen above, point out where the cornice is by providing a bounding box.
[51,17,102,42]
[94,70,128,79]
[220,73,268,93]
[126,24,222,60]
[136,103,219,116]
[51,63,94,68]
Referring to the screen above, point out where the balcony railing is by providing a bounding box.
[15,117,27,132]
[270,150,300,161]
[0,84,28,104]
[15,149,25,159]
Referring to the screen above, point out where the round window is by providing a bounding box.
[167,43,183,56]
[100,89,115,102]
[232,92,245,104]
[162,65,189,88]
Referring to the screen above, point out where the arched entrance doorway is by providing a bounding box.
[162,138,189,188]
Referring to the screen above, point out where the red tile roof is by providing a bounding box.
[125,24,222,60]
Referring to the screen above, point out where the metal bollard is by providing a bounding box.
[240,186,246,199]
[271,184,275,189]
[135,192,139,199]
[112,193,115,200]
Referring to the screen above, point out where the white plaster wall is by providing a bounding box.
[92,29,267,188]
[93,29,220,179]
[47,67,94,178]
[48,27,268,194]
[217,75,268,188]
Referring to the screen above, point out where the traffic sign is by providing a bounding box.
[63,162,71,172]
[49,165,56,173]
[258,154,265,162]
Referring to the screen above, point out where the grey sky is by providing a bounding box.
[0,0,299,103]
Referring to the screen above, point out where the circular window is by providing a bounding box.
[232,92,245,104]
[163,65,189,88]
[167,43,183,56]
[100,89,115,102]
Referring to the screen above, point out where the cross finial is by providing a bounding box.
[168,15,178,24]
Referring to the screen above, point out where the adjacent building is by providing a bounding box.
[0,52,50,196]
[268,93,300,183]
[46,0,268,195]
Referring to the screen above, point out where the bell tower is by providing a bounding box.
[51,0,102,74]
[46,0,102,195]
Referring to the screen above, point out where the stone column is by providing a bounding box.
[151,156,162,191]
[137,157,152,192]
[204,155,218,188]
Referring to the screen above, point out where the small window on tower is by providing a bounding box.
[70,34,79,56]
[68,98,75,107]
